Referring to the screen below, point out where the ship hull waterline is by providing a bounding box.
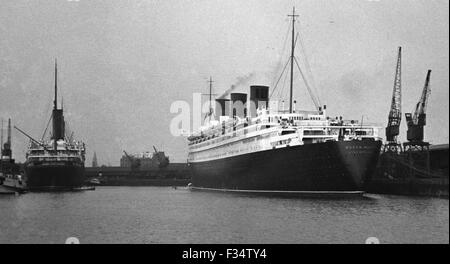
[25,162,85,191]
[188,139,382,197]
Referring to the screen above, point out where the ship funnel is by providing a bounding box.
[230,93,247,118]
[52,109,65,141]
[2,118,12,158]
[249,85,269,117]
[215,98,231,117]
[52,60,65,145]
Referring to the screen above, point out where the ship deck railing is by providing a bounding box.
[189,120,380,147]
[189,123,380,153]
[192,110,380,138]
[26,154,83,160]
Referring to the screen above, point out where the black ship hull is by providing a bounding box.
[25,162,85,191]
[189,139,382,195]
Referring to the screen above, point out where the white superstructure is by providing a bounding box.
[188,107,381,163]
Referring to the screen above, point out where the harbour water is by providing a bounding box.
[0,187,448,244]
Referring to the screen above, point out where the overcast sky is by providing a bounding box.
[0,0,448,165]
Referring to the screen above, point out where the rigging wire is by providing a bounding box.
[41,113,53,142]
[40,90,52,139]
[275,59,290,102]
[270,22,292,90]
[271,24,302,101]
[297,28,322,106]
[278,65,290,108]
[270,15,322,110]
[269,57,291,99]
[279,21,292,61]
[270,28,300,100]
[294,56,320,109]
[282,68,290,104]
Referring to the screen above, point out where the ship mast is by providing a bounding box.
[202,77,216,122]
[54,59,57,111]
[7,119,11,153]
[1,119,3,157]
[53,60,58,151]
[288,7,299,113]
[209,76,213,117]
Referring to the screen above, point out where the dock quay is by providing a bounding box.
[366,177,448,198]
[367,143,449,198]
[85,163,191,186]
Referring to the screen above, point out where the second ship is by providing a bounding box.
[15,61,86,191]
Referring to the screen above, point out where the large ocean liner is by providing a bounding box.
[187,8,382,196]
[15,61,86,191]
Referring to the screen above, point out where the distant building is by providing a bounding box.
[120,151,159,168]
[92,152,98,167]
[120,148,169,169]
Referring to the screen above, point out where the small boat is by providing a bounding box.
[73,185,95,191]
[86,178,101,186]
[2,173,27,193]
[1,118,27,193]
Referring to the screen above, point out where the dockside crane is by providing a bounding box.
[403,70,432,175]
[153,146,169,168]
[123,150,141,170]
[405,70,431,145]
[384,47,403,153]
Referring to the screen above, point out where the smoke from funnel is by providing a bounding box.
[218,72,255,99]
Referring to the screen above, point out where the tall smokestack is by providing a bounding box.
[215,98,231,117]
[230,93,247,118]
[52,59,65,150]
[7,118,11,147]
[249,85,269,117]
[2,118,12,158]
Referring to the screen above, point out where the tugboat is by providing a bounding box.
[0,118,26,193]
[14,60,86,191]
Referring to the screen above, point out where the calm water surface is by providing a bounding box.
[0,186,448,244]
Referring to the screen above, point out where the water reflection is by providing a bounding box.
[0,187,448,244]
